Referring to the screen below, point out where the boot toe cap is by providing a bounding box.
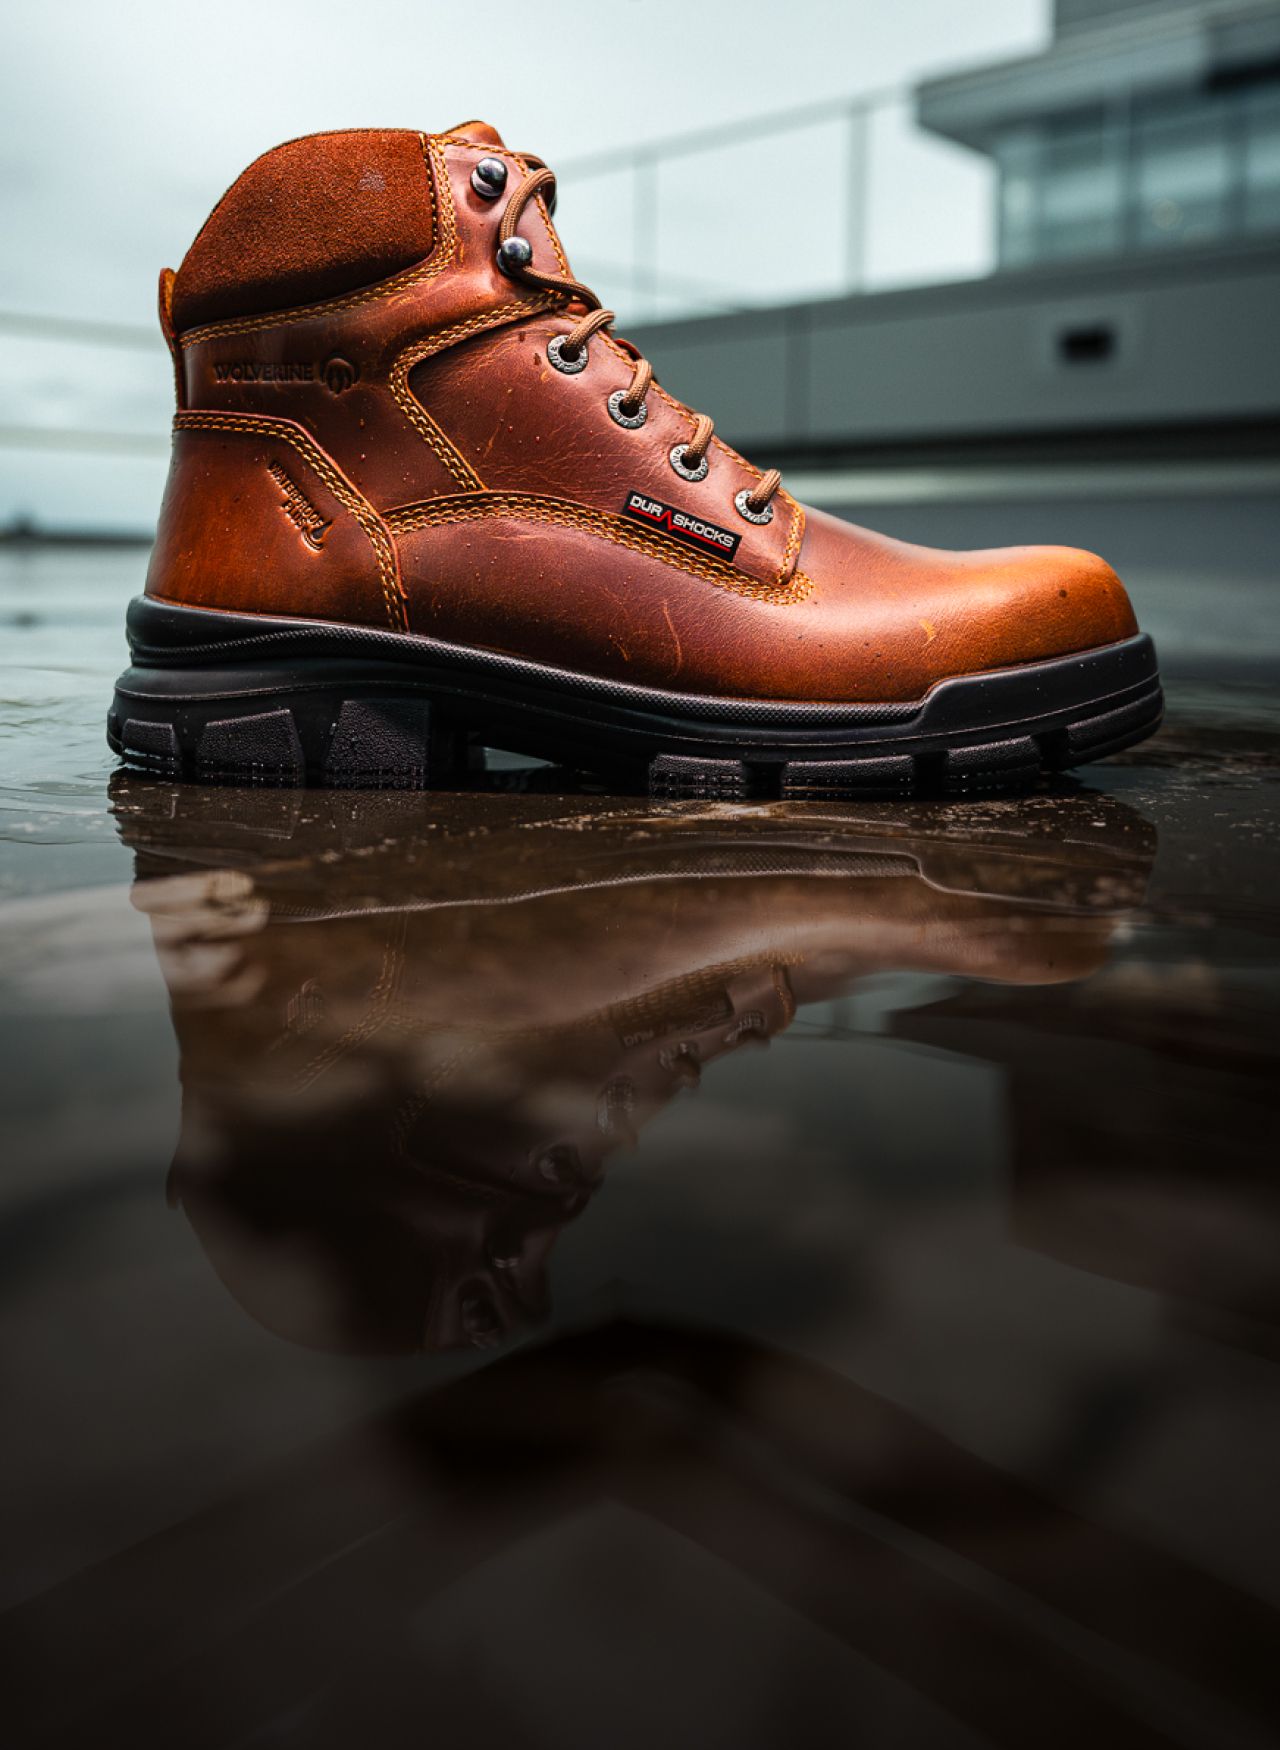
[919,542,1141,698]
[996,543,1140,659]
[797,508,1142,701]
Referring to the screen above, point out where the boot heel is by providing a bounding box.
[109,687,479,789]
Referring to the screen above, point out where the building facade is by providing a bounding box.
[917,0,1280,268]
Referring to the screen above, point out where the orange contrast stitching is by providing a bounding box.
[780,494,805,580]
[390,298,756,518]
[174,410,409,632]
[178,134,459,349]
[387,294,563,492]
[537,191,570,275]
[384,493,814,607]
[413,294,562,357]
[292,919,408,1093]
[387,384,484,491]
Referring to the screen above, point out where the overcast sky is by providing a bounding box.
[1,0,1048,528]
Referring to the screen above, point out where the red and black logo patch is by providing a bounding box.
[622,492,741,563]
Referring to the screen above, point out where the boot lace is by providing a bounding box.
[498,163,782,519]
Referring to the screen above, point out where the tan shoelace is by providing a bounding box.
[498,163,782,517]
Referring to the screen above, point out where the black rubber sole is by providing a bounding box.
[108,596,1163,798]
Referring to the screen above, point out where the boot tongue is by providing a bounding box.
[444,119,506,148]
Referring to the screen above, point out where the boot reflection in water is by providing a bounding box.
[112,777,1156,1355]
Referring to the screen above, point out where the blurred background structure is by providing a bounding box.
[930,0,1280,269]
[629,0,1280,467]
[1,0,1277,670]
[622,0,1280,677]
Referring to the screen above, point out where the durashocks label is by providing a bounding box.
[622,492,741,563]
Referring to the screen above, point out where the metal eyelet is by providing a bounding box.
[547,335,588,375]
[608,389,648,429]
[496,236,533,276]
[734,488,775,525]
[471,157,508,199]
[669,444,709,483]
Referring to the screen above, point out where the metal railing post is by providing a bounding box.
[634,153,658,318]
[845,101,871,292]
[1116,87,1137,255]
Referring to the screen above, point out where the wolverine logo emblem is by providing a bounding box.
[213,360,314,383]
[322,355,359,394]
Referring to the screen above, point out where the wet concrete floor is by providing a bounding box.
[0,543,1277,1749]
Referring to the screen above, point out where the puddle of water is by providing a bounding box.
[1,547,1278,1749]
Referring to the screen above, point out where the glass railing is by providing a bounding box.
[553,86,998,323]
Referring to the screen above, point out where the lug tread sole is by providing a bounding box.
[112,684,1163,798]
[110,600,1162,797]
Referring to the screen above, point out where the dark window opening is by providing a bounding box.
[1058,322,1117,364]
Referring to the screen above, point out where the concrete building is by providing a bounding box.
[921,0,1280,270]
[633,0,1280,470]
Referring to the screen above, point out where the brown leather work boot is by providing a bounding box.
[110,124,1162,797]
